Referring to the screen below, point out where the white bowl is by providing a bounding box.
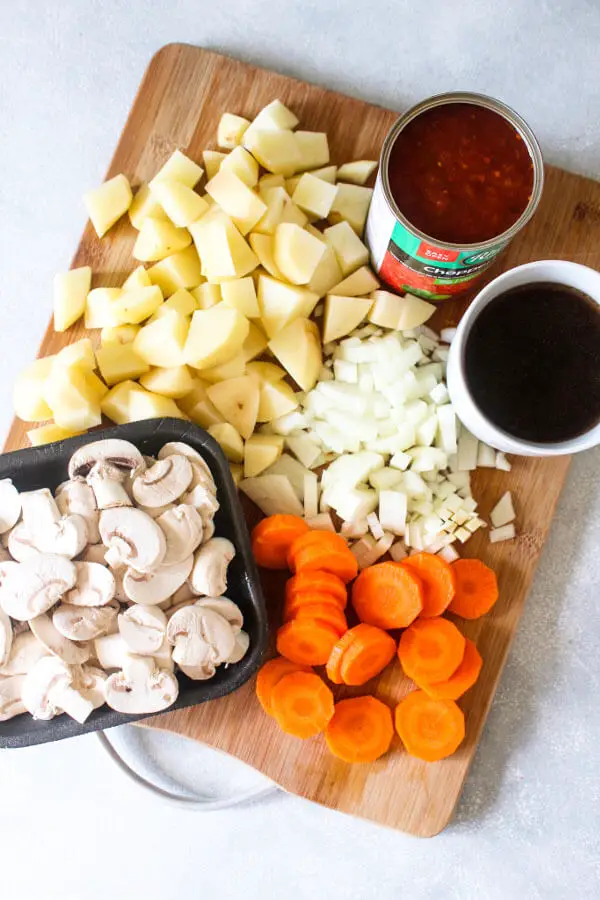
[446,260,600,457]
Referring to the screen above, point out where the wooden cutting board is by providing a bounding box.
[6,43,600,835]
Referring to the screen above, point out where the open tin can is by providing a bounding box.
[366,92,544,300]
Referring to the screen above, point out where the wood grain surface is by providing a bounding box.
[6,43,600,835]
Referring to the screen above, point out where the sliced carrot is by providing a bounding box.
[326,629,359,684]
[287,532,358,583]
[339,624,397,686]
[395,689,465,762]
[419,638,483,700]
[325,696,394,763]
[277,617,341,666]
[255,657,311,716]
[271,671,335,738]
[351,562,423,629]
[400,553,456,618]
[251,515,310,569]
[398,617,466,683]
[286,571,348,608]
[291,604,348,637]
[448,558,499,619]
[284,589,346,620]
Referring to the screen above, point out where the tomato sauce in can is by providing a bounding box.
[366,93,544,300]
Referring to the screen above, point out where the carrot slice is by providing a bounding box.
[419,638,483,700]
[400,553,456,618]
[277,617,341,666]
[326,629,360,684]
[284,589,346,620]
[448,558,499,619]
[251,515,310,569]
[339,624,397,686]
[287,532,358,583]
[286,571,348,608]
[271,671,335,738]
[292,603,348,637]
[351,562,423,629]
[398,617,466,683]
[256,657,311,716]
[395,690,465,762]
[326,696,394,763]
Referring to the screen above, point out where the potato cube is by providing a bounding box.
[184,306,249,370]
[44,365,102,431]
[252,187,288,236]
[100,324,140,347]
[127,388,187,422]
[257,380,298,422]
[217,113,250,149]
[337,160,378,185]
[191,283,221,309]
[111,285,163,325]
[54,266,92,332]
[284,175,302,195]
[241,321,268,362]
[220,277,259,318]
[54,338,96,372]
[268,318,322,391]
[128,183,168,230]
[84,174,132,238]
[229,464,243,485]
[14,357,55,422]
[244,129,301,177]
[247,361,286,385]
[96,343,150,385]
[368,291,435,330]
[150,149,203,190]
[257,274,319,338]
[150,180,210,227]
[206,376,259,439]
[164,288,197,316]
[329,184,373,235]
[205,170,266,235]
[201,356,246,384]
[292,173,337,219]
[203,150,226,180]
[258,174,285,194]
[147,246,202,295]
[133,310,189,367]
[274,223,326,285]
[85,288,122,329]
[195,218,258,280]
[208,423,244,463]
[178,382,225,428]
[244,434,284,477]
[295,132,329,171]
[83,371,109,404]
[245,100,299,137]
[310,165,337,184]
[220,146,259,187]
[330,265,379,296]
[307,244,343,297]
[133,219,192,262]
[123,266,152,290]
[27,424,83,447]
[323,294,373,343]
[101,380,145,424]
[324,221,369,276]
[139,365,195,398]
[248,234,286,280]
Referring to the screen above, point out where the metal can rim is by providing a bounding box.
[379,91,545,252]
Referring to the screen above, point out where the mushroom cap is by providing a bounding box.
[0,554,77,621]
[66,561,116,606]
[189,537,236,597]
[21,655,71,720]
[123,554,193,606]
[56,480,100,544]
[118,604,167,655]
[156,505,203,566]
[68,439,146,480]
[99,507,167,573]
[53,602,118,641]
[0,607,13,667]
[7,523,40,562]
[93,632,130,671]
[0,674,26,721]
[0,630,48,676]
[227,630,250,664]
[167,605,236,667]
[158,443,215,493]
[132,456,193,508]
[30,613,90,665]
[194,596,243,633]
[104,656,179,714]
[0,480,22,535]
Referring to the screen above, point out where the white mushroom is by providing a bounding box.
[99,507,166,572]
[87,462,133,510]
[167,605,235,679]
[132,455,193,508]
[68,440,146,512]
[0,554,77,621]
[0,480,22,534]
[65,561,116,606]
[93,633,130,671]
[76,665,106,710]
[53,602,118,641]
[156,505,203,566]
[138,502,176,520]
[104,655,179,714]
[118,604,167,655]
[153,637,175,674]
[158,442,216,494]
[227,630,250,664]
[30,613,90,665]
[0,607,13,667]
[190,538,236,597]
[182,483,219,533]
[167,596,197,617]
[21,655,70,720]
[56,480,100,544]
[123,555,193,606]
[194,596,243,633]
[0,560,19,586]
[20,489,87,559]
[0,675,26,721]
[7,523,40,562]
[0,631,48,676]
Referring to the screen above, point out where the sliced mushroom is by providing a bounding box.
[123,554,193,606]
[0,630,48,676]
[167,605,235,679]
[153,637,175,674]
[99,507,166,573]
[227,630,250,664]
[79,543,107,565]
[30,613,90,665]
[194,596,243,633]
[138,502,176,520]
[53,602,118,641]
[65,562,116,606]
[104,655,179,714]
[0,608,13,667]
[167,596,197,617]
[7,523,40,562]
[201,518,216,544]
[0,480,22,534]
[20,489,88,559]
[156,505,203,566]
[76,665,106,710]
[190,538,236,597]
[158,443,216,494]
[93,633,130,671]
[0,674,26,721]
[56,480,100,544]
[118,604,167,655]
[69,439,146,481]
[183,483,219,521]
[132,456,193,508]
[0,560,19,585]
[21,655,70,720]
[0,554,77,621]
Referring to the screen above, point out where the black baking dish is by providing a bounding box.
[0,418,268,749]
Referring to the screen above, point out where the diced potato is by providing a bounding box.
[184,305,249,369]
[201,356,246,384]
[323,294,373,343]
[241,321,268,362]
[206,376,259,439]
[100,324,141,347]
[246,361,286,385]
[274,223,326,285]
[229,463,243,485]
[284,175,302,196]
[329,183,373,235]
[180,393,224,428]
[239,474,304,517]
[128,183,168,230]
[111,285,163,325]
[27,424,83,447]
[292,173,337,219]
[268,318,322,391]
[307,244,343,297]
[101,380,146,424]
[324,221,370,275]
[133,219,192,262]
[44,365,102,431]
[330,265,379,296]
[127,388,187,422]
[310,165,337,184]
[194,217,259,280]
[248,234,286,280]
[190,283,221,309]
[245,100,299,139]
[150,150,203,190]
[139,365,196,398]
[149,180,210,227]
[217,113,250,149]
[208,423,245,463]
[84,288,122,329]
[133,310,189,367]
[84,174,132,238]
[205,170,266,235]
[337,160,378,185]
[54,338,96,371]
[257,274,318,338]
[252,187,288,235]
[203,150,226,180]
[96,343,150,385]
[244,434,284,477]
[123,266,152,291]
[258,173,285,194]
[220,147,259,188]
[220,277,259,318]
[257,380,298,422]
[368,290,435,330]
[295,132,329,171]
[53,266,92,332]
[14,357,55,422]
[244,129,301,177]
[146,246,202,295]
[164,288,198,316]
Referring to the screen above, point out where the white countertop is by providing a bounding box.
[1,2,600,897]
